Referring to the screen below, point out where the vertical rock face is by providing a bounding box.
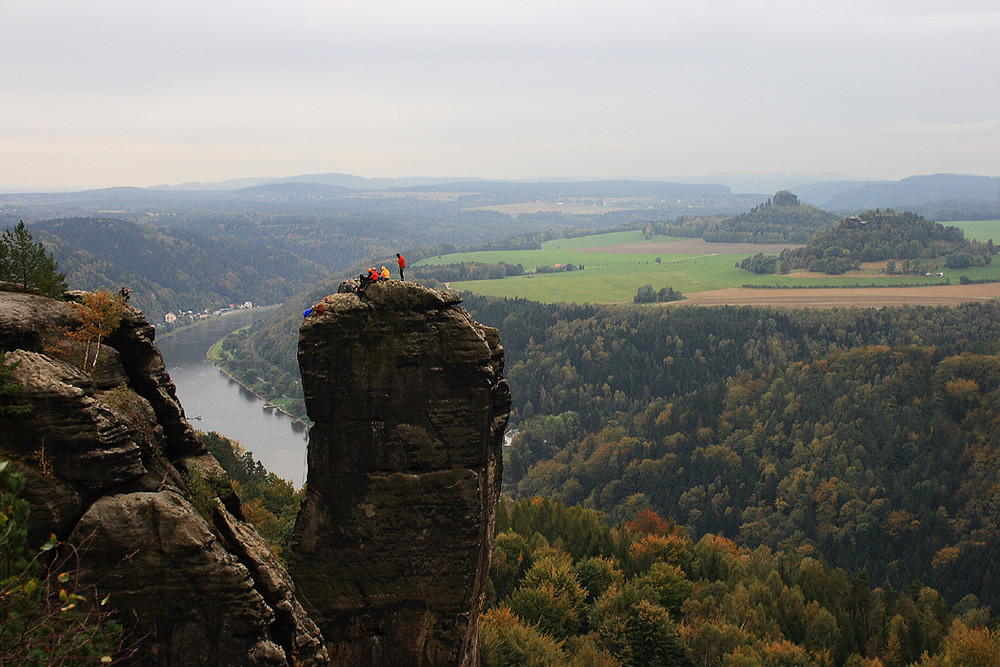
[291,281,510,666]
[0,290,327,665]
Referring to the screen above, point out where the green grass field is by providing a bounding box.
[949,220,1000,243]
[415,229,1000,304]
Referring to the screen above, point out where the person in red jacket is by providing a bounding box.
[396,253,406,281]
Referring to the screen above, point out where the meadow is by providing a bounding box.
[416,227,1000,304]
[949,219,1000,242]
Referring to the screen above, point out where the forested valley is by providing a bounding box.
[465,297,1000,590]
[467,299,1000,664]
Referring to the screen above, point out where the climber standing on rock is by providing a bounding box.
[396,253,406,281]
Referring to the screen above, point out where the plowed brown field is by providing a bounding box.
[674,283,1000,308]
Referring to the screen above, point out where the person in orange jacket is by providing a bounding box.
[380,266,390,280]
[396,253,406,281]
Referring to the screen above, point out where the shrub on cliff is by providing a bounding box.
[0,461,127,664]
[198,430,302,562]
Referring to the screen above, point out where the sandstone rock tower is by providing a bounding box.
[291,281,510,666]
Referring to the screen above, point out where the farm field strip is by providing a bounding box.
[678,283,1000,308]
[416,230,1000,306]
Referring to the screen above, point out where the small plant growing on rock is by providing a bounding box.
[0,460,132,663]
[0,352,31,417]
[181,467,233,522]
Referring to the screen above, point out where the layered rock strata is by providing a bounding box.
[291,281,510,666]
[0,290,326,665]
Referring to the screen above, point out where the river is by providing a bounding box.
[155,309,309,487]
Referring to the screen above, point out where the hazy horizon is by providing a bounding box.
[3,1,997,191]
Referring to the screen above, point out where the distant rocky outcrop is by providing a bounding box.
[0,290,327,665]
[291,280,510,666]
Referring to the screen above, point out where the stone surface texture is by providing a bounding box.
[0,290,327,666]
[291,280,510,666]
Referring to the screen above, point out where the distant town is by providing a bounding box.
[162,301,257,327]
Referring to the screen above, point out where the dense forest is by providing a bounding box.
[481,497,998,666]
[778,210,995,275]
[457,297,1000,608]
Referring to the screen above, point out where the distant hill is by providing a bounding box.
[794,174,1000,220]
[398,179,732,198]
[780,209,995,274]
[702,190,839,243]
[149,173,482,191]
[34,217,329,323]
[649,190,839,243]
[144,172,1000,221]
[151,173,734,196]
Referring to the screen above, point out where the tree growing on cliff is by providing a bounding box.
[67,290,128,374]
[0,221,67,297]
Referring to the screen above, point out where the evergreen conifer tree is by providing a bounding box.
[0,221,67,297]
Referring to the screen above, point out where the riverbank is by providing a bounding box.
[206,330,310,426]
[159,313,309,485]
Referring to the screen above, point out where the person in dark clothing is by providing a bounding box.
[359,266,379,291]
[396,253,406,281]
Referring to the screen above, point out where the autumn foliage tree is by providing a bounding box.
[67,289,128,374]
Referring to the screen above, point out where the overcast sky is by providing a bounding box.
[2,0,997,190]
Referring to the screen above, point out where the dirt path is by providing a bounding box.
[672,283,1000,308]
